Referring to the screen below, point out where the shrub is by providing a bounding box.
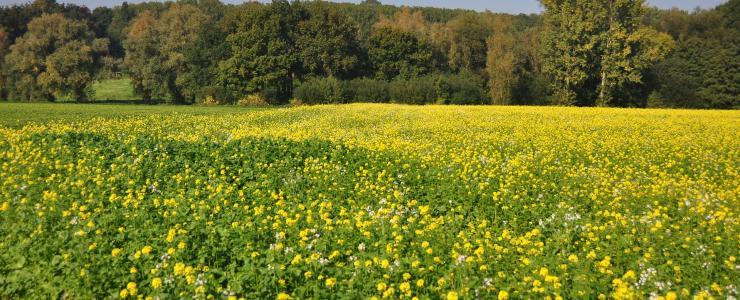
[237,94,269,106]
[345,78,390,103]
[199,85,235,104]
[293,77,347,104]
[435,71,487,105]
[389,76,437,104]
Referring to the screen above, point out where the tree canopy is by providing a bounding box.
[0,0,736,108]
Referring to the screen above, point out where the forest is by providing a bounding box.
[0,0,737,108]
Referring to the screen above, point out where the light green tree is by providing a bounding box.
[596,0,674,106]
[540,0,674,106]
[486,15,516,105]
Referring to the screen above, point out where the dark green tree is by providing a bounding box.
[367,27,435,80]
[296,3,363,79]
[217,1,306,103]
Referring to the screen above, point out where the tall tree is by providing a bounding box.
[367,27,435,80]
[541,0,673,106]
[486,16,516,104]
[374,7,430,37]
[124,5,210,103]
[107,1,135,58]
[123,11,161,102]
[596,0,674,106]
[156,4,210,103]
[297,3,362,79]
[444,12,494,73]
[4,13,105,101]
[540,0,601,105]
[217,1,306,103]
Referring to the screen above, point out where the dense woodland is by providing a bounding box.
[0,0,737,108]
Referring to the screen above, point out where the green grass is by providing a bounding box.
[91,78,140,101]
[0,102,273,128]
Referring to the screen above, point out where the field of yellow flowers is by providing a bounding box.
[0,104,738,299]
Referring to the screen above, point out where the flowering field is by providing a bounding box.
[0,104,738,299]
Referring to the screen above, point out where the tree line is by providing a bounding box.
[0,0,737,108]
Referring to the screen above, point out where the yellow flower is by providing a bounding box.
[380,259,390,269]
[416,279,425,288]
[126,282,138,295]
[151,277,162,289]
[498,290,509,300]
[304,271,313,279]
[119,289,129,298]
[665,292,677,300]
[141,245,152,255]
[325,277,337,288]
[446,291,458,300]
[568,254,579,263]
[276,293,292,300]
[377,282,387,292]
[174,262,186,276]
[400,282,411,293]
[111,248,123,257]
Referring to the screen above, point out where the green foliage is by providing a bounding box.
[123,5,209,104]
[123,11,162,103]
[368,27,436,81]
[646,2,739,108]
[435,71,487,105]
[540,0,674,106]
[218,1,305,104]
[444,12,494,73]
[345,78,390,103]
[389,75,437,104]
[486,16,517,105]
[297,3,362,79]
[293,77,347,104]
[180,9,230,104]
[0,0,735,107]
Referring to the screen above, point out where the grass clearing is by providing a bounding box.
[91,78,141,101]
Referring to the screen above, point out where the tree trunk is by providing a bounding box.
[598,71,607,106]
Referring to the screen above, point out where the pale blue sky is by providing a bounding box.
[0,0,729,14]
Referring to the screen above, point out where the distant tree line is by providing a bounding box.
[0,0,737,108]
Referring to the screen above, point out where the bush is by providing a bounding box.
[293,77,346,104]
[199,85,235,104]
[237,94,269,106]
[389,76,437,104]
[435,71,487,105]
[345,78,390,103]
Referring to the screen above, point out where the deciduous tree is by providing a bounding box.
[486,16,516,104]
[297,3,362,79]
[367,27,435,80]
[4,13,104,101]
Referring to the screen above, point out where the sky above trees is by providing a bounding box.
[0,0,729,14]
